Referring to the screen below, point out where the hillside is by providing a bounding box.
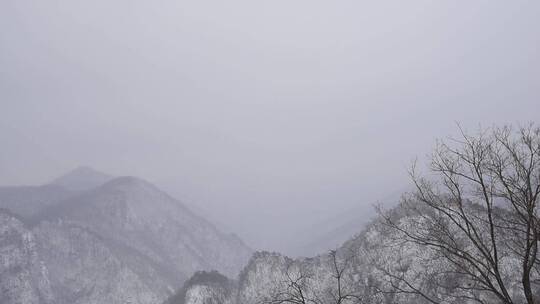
[170,200,530,304]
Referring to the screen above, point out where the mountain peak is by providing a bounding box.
[50,166,113,191]
[99,176,157,192]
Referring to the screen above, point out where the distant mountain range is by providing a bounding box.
[0,167,252,304]
[287,189,404,257]
[0,167,411,304]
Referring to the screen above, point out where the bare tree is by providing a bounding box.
[263,250,363,304]
[381,124,540,304]
[263,263,315,304]
[326,250,363,304]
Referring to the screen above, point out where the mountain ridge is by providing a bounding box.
[50,166,113,191]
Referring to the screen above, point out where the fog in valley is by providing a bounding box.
[1,1,539,304]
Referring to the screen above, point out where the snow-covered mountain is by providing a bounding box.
[38,176,252,283]
[0,168,252,304]
[0,209,55,304]
[170,200,532,304]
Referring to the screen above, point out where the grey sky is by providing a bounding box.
[1,1,539,253]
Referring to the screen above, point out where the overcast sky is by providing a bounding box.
[1,1,539,253]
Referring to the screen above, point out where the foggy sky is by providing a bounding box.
[1,0,539,253]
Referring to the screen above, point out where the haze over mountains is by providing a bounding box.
[0,166,375,257]
[0,166,394,304]
[3,1,538,257]
[1,1,539,303]
[0,166,402,304]
[2,158,538,304]
[0,167,252,304]
[50,166,113,191]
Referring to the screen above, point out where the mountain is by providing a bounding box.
[38,176,252,283]
[165,271,235,304]
[171,200,530,304]
[0,167,112,219]
[0,170,252,304]
[0,166,111,218]
[289,189,404,257]
[50,166,113,191]
[0,184,73,218]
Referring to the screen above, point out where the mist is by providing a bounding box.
[1,0,539,254]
